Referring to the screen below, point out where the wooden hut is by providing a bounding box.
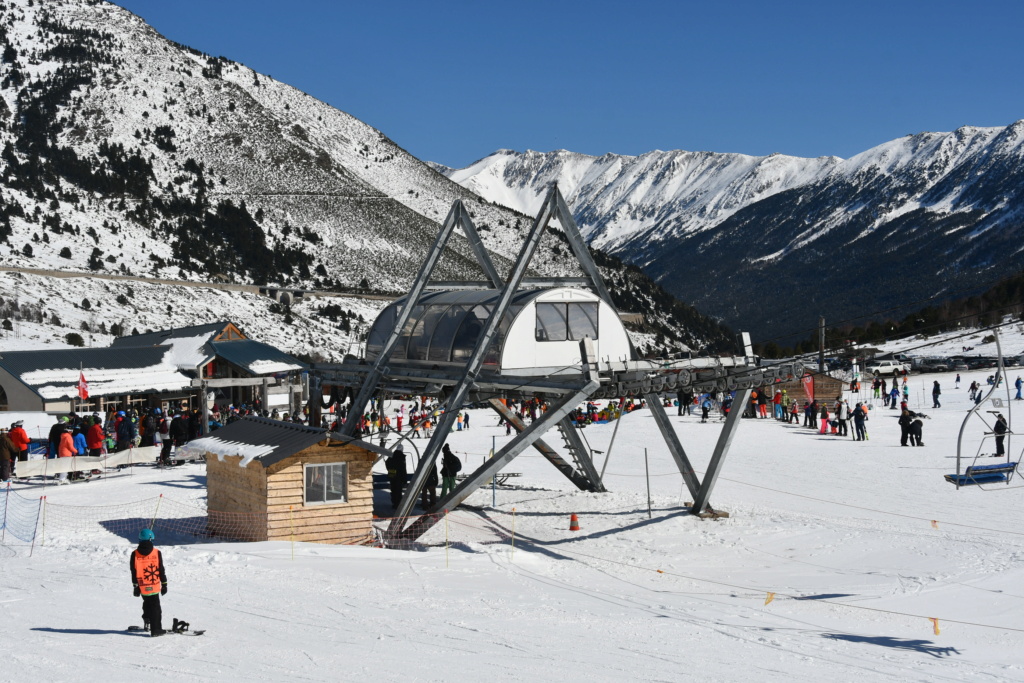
[191,417,376,544]
[770,371,847,405]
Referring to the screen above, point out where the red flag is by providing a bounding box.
[801,373,814,401]
[78,371,89,400]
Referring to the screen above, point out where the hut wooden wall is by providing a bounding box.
[206,454,269,542]
[264,443,376,544]
[771,375,847,404]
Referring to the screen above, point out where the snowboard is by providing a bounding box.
[128,623,205,636]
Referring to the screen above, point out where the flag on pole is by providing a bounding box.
[801,373,814,401]
[77,371,89,400]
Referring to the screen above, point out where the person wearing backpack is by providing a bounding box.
[440,443,461,497]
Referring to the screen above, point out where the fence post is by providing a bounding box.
[29,496,44,557]
[289,505,295,561]
[445,509,449,569]
[40,495,47,547]
[149,494,163,531]
[1,482,9,544]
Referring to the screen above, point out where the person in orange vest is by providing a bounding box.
[131,528,168,637]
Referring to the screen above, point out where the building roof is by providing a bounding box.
[210,339,306,375]
[179,416,328,468]
[110,321,237,348]
[0,346,191,401]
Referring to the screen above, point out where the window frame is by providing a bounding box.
[303,461,349,506]
[536,302,600,342]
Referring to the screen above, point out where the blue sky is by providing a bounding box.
[114,0,1024,168]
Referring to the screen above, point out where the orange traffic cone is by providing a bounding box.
[569,513,580,531]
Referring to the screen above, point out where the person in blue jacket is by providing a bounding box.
[1015,376,1022,401]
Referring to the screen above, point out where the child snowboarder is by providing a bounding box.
[130,528,167,637]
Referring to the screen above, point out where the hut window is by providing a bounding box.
[536,303,599,342]
[303,462,348,505]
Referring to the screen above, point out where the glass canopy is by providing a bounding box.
[365,290,542,367]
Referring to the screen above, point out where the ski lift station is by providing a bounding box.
[309,186,800,544]
[366,287,633,377]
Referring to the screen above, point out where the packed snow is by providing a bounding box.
[3,361,1024,681]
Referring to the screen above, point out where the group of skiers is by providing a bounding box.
[385,442,462,512]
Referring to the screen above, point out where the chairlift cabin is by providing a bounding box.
[365,287,632,378]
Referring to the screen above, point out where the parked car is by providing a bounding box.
[918,358,949,372]
[865,360,911,376]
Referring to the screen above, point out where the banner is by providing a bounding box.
[801,373,814,401]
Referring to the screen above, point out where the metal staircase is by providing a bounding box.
[556,418,606,492]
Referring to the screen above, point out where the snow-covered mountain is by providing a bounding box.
[438,124,1024,338]
[0,0,735,355]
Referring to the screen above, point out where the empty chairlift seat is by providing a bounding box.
[944,461,1019,486]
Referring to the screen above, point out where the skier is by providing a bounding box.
[819,402,830,434]
[908,415,925,446]
[440,443,461,496]
[994,413,1008,457]
[852,403,868,441]
[9,420,30,474]
[385,446,407,511]
[889,385,900,410]
[898,408,915,446]
[931,381,941,408]
[131,528,167,637]
[955,373,961,390]
[0,427,15,482]
[700,396,712,423]
[1016,377,1023,401]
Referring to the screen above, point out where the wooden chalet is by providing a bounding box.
[192,417,376,544]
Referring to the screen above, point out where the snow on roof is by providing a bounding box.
[248,359,303,374]
[181,416,327,467]
[0,346,193,400]
[177,436,275,467]
[164,332,216,371]
[20,349,192,400]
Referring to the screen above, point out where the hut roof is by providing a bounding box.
[209,339,306,375]
[181,416,327,467]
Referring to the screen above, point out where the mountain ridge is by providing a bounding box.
[436,122,1024,339]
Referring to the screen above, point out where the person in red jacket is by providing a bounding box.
[131,528,168,636]
[9,420,30,476]
[86,416,105,457]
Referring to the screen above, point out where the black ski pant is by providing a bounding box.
[837,419,848,437]
[160,441,173,465]
[390,478,404,509]
[900,426,909,446]
[996,435,1005,457]
[141,594,162,632]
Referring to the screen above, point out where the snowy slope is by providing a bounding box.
[439,123,1024,338]
[4,358,1024,680]
[0,270,384,361]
